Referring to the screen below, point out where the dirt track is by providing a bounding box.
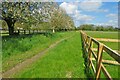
[2,36,71,78]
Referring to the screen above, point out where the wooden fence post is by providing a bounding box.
[88,38,92,67]
[29,30,30,34]
[96,43,103,80]
[24,30,26,34]
[82,33,86,49]
[18,30,20,34]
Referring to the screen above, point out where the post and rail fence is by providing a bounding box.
[0,29,54,36]
[0,29,75,36]
[80,30,120,80]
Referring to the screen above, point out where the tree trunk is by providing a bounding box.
[5,19,16,35]
[8,26,14,35]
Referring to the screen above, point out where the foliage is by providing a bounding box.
[1,20,8,29]
[50,8,75,32]
[1,2,58,35]
[77,24,119,31]
[31,22,51,30]
[78,24,95,30]
[1,2,75,34]
[1,2,34,34]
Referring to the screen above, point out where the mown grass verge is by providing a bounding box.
[12,32,87,78]
[2,32,74,72]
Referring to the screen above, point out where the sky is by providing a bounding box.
[0,0,119,28]
[55,0,118,27]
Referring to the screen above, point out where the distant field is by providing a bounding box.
[101,41,119,50]
[85,31,119,39]
[85,31,119,50]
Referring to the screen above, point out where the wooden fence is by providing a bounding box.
[0,29,53,36]
[80,31,120,80]
[0,29,75,36]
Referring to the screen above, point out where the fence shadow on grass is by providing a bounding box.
[80,33,95,79]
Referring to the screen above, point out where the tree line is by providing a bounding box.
[0,1,75,35]
[76,24,119,31]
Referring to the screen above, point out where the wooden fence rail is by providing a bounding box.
[0,29,53,36]
[0,29,75,36]
[80,31,120,80]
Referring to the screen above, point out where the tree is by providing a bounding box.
[106,26,114,31]
[1,2,36,35]
[50,7,75,33]
[1,1,56,35]
[1,20,8,29]
[95,26,104,31]
[78,24,94,30]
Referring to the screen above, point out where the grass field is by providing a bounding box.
[2,32,74,72]
[12,32,86,78]
[101,41,119,50]
[2,31,119,78]
[85,31,119,51]
[84,31,119,78]
[85,31,119,39]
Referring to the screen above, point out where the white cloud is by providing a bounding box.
[106,13,118,27]
[73,13,94,21]
[82,13,118,27]
[60,2,78,14]
[60,2,94,26]
[106,13,118,19]
[108,20,117,23]
[107,19,118,27]
[94,18,118,27]
[59,1,117,27]
[96,9,109,12]
[79,0,102,11]
[78,0,109,12]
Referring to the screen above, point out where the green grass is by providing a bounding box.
[2,31,119,78]
[91,41,119,51]
[90,60,119,78]
[101,64,119,78]
[0,37,2,74]
[2,32,74,72]
[83,31,119,78]
[84,31,119,51]
[85,31,118,39]
[101,41,119,50]
[12,32,86,78]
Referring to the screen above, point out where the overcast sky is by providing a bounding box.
[56,0,118,27]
